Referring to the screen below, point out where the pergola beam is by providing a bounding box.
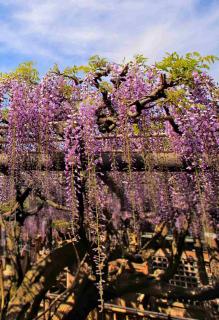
[0,152,191,174]
[1,151,217,175]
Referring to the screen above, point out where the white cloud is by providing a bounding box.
[0,0,218,79]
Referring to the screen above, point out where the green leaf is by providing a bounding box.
[133,123,140,135]
[155,52,218,85]
[88,55,108,71]
[0,61,39,83]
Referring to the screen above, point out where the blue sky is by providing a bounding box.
[0,0,218,80]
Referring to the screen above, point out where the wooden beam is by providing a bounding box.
[0,152,187,174]
[1,151,218,175]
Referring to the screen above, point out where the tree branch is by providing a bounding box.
[6,240,88,320]
[140,221,168,260]
[97,172,131,211]
[1,187,32,218]
[127,74,172,118]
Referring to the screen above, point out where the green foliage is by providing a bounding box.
[88,55,108,71]
[150,121,165,132]
[0,199,15,213]
[134,54,148,67]
[1,52,217,89]
[0,61,39,83]
[52,63,81,77]
[51,64,79,99]
[60,84,74,100]
[98,81,113,93]
[165,88,187,105]
[0,204,11,213]
[54,55,108,81]
[133,123,140,135]
[1,109,9,121]
[52,220,71,229]
[156,52,218,84]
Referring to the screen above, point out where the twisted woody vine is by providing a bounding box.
[0,52,218,319]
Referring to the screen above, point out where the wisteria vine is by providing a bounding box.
[0,56,218,305]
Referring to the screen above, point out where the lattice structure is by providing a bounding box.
[151,255,200,288]
[95,247,218,320]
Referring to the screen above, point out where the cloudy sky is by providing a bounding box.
[0,0,218,80]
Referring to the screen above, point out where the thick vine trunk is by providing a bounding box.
[6,241,87,320]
